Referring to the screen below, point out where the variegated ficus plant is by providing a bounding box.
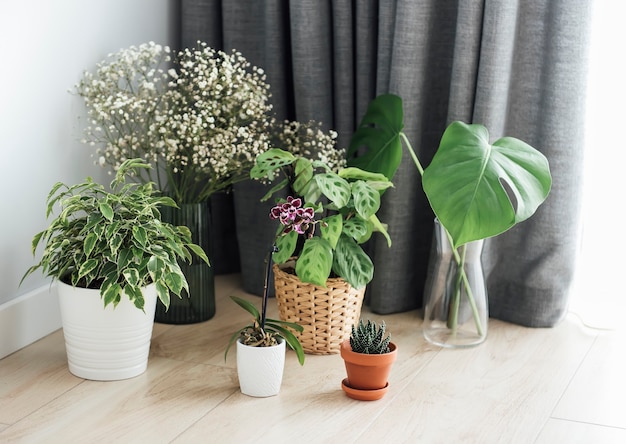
[21,158,209,311]
[250,148,394,290]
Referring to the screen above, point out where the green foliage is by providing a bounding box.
[423,122,552,248]
[225,296,305,365]
[347,94,404,180]
[349,319,391,354]
[348,94,553,338]
[251,148,394,289]
[348,94,552,250]
[21,158,210,311]
[295,237,333,287]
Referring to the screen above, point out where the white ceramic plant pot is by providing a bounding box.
[57,280,158,381]
[236,338,285,397]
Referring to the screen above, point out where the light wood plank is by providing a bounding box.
[354,318,597,443]
[552,326,626,429]
[150,283,256,367]
[173,309,441,443]
[0,330,82,425]
[1,356,238,443]
[536,418,626,443]
[1,275,624,443]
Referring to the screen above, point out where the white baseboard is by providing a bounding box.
[0,283,62,359]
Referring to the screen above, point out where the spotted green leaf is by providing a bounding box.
[320,214,342,249]
[315,173,351,208]
[351,180,380,219]
[295,237,333,287]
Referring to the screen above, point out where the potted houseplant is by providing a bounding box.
[74,41,274,323]
[340,319,397,401]
[235,119,348,298]
[21,158,209,380]
[250,148,394,354]
[225,249,305,397]
[348,94,552,347]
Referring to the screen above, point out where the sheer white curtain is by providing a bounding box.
[571,0,626,329]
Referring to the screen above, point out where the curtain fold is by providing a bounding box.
[179,0,592,327]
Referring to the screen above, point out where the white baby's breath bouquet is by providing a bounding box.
[271,120,346,172]
[75,41,273,204]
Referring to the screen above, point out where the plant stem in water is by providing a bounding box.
[402,132,484,337]
[447,244,466,331]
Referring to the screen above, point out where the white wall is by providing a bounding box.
[0,0,178,357]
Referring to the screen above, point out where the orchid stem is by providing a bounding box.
[261,244,278,331]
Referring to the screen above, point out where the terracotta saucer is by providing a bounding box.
[341,378,389,401]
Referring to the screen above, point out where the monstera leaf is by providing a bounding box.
[347,94,404,180]
[423,122,552,249]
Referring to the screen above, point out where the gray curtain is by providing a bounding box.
[180,0,592,327]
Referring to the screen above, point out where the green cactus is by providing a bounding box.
[349,319,391,354]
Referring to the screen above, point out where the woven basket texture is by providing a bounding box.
[273,262,365,355]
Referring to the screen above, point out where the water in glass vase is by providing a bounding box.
[423,219,488,348]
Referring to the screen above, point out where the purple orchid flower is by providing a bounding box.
[270,196,316,235]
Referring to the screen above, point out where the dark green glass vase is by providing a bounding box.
[155,201,215,324]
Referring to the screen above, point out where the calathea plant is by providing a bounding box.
[21,158,210,310]
[348,94,552,336]
[250,148,394,290]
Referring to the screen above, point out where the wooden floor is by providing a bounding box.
[1,274,625,443]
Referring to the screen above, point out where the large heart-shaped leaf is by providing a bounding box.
[347,94,404,181]
[423,121,552,248]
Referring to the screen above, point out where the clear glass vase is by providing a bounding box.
[155,201,215,324]
[422,219,488,347]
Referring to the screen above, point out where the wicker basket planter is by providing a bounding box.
[273,260,365,355]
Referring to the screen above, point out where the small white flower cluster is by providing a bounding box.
[160,43,273,198]
[272,120,346,172]
[75,41,273,203]
[76,42,171,171]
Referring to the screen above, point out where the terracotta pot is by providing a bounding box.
[340,340,397,391]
